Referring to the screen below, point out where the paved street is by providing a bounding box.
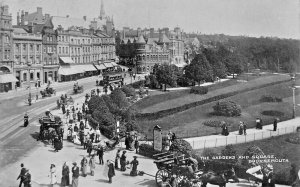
[0,73,143,170]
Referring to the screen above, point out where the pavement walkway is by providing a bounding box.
[184,117,300,149]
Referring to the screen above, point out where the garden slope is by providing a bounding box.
[136,75,290,119]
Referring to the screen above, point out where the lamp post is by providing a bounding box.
[27,63,32,105]
[291,85,300,118]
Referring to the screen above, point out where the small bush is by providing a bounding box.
[260,95,282,103]
[190,86,208,95]
[213,100,242,117]
[261,110,284,117]
[241,145,265,167]
[121,85,136,97]
[169,139,193,157]
[221,145,238,164]
[275,169,291,185]
[286,133,300,144]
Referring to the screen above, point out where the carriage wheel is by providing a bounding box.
[155,169,170,186]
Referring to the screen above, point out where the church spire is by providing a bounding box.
[100,0,105,20]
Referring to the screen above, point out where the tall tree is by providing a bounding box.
[184,53,214,85]
[154,64,178,90]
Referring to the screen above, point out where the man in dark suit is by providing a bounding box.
[17,163,26,187]
[97,145,104,165]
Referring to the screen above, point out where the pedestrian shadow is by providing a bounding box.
[121,173,131,176]
[95,179,109,183]
[48,149,56,152]
[135,179,156,187]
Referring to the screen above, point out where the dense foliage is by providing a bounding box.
[261,110,284,117]
[241,145,265,167]
[213,100,242,117]
[184,53,214,84]
[121,85,136,97]
[169,139,193,157]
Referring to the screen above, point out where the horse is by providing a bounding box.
[199,169,238,187]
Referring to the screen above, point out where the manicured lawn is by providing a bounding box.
[133,73,263,111]
[194,132,300,181]
[138,74,290,114]
[137,80,300,138]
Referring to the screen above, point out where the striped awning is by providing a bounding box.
[58,66,84,75]
[77,64,97,72]
[59,57,74,64]
[103,62,114,68]
[0,74,18,83]
[94,63,106,70]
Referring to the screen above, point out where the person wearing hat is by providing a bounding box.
[115,150,121,169]
[49,164,57,186]
[81,156,88,177]
[72,162,79,187]
[107,160,115,183]
[120,151,127,171]
[17,163,26,187]
[130,156,139,176]
[61,162,70,187]
[23,169,31,187]
[238,121,244,135]
[89,155,96,176]
[97,145,104,165]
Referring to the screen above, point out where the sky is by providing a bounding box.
[2,0,299,39]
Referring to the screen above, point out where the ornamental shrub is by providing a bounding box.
[121,85,136,97]
[190,86,208,94]
[241,145,265,167]
[221,145,238,164]
[177,76,193,87]
[110,88,130,109]
[169,139,193,157]
[213,100,242,117]
[260,95,282,103]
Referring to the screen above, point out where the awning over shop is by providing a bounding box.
[103,62,114,68]
[111,62,119,66]
[77,64,97,72]
[0,74,18,83]
[94,63,106,70]
[58,66,84,75]
[59,57,74,64]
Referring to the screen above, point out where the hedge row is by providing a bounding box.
[136,79,290,120]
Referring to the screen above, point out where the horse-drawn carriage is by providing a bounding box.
[38,112,63,143]
[139,152,238,187]
[40,86,56,98]
[73,84,84,94]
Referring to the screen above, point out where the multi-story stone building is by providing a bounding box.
[119,27,185,73]
[12,28,43,88]
[0,5,16,92]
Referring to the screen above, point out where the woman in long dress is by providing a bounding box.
[81,156,88,177]
[49,164,57,186]
[61,162,70,186]
[89,155,96,176]
[115,150,121,169]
